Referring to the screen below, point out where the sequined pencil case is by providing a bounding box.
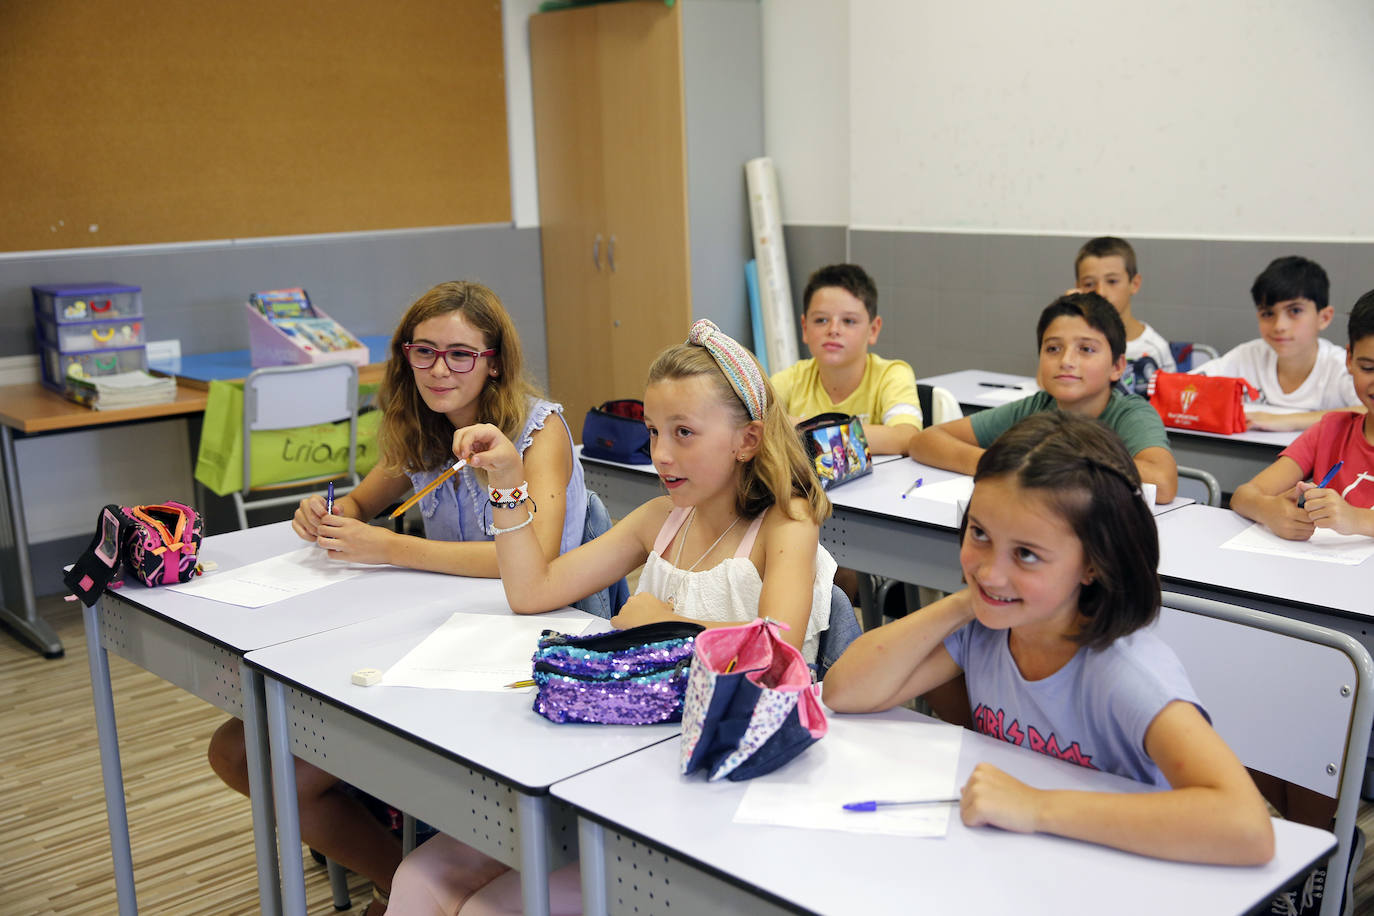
[530,621,705,725]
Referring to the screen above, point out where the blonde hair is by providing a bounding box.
[646,342,830,524]
[378,281,540,473]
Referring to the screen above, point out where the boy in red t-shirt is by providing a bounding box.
[1232,289,1374,539]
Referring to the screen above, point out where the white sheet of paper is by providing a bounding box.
[381,612,595,691]
[977,385,1035,404]
[732,718,963,837]
[904,476,975,527]
[169,546,370,607]
[1220,521,1374,566]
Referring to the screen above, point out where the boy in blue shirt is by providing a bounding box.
[911,292,1178,502]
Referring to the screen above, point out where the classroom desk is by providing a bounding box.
[0,382,208,656]
[84,521,476,915]
[1157,504,1374,655]
[244,603,679,916]
[148,334,392,388]
[917,368,1299,493]
[553,707,1334,915]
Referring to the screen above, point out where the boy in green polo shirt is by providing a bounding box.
[910,292,1178,502]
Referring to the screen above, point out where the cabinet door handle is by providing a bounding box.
[608,235,617,273]
[592,234,602,271]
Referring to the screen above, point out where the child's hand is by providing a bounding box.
[611,592,673,630]
[1303,487,1364,535]
[452,423,523,487]
[293,493,329,541]
[959,762,1044,834]
[1266,485,1317,541]
[314,515,393,565]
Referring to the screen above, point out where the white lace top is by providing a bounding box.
[636,506,837,663]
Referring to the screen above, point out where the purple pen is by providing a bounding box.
[326,481,335,515]
[843,798,959,812]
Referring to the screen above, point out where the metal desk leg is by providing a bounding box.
[577,817,608,916]
[517,794,552,916]
[265,677,308,916]
[83,602,137,915]
[0,425,61,656]
[240,663,283,916]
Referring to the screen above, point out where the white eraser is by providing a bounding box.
[351,667,383,687]
[200,559,219,572]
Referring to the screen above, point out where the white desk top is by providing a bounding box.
[105,521,499,654]
[1158,505,1372,619]
[553,707,1333,915]
[245,602,678,792]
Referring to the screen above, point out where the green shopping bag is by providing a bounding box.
[194,379,381,496]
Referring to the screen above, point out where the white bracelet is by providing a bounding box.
[489,508,535,536]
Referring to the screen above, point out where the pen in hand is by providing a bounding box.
[326,481,335,516]
[1297,460,1343,508]
[843,798,960,812]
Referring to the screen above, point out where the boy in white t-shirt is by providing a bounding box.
[1192,255,1362,432]
[1073,236,1175,375]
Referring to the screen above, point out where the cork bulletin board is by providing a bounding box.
[0,1,511,252]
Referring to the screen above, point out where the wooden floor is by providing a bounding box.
[1,596,373,915]
[5,594,1374,915]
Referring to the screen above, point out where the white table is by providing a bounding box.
[1158,505,1374,654]
[85,522,478,915]
[244,602,680,916]
[553,707,1334,915]
[918,368,1299,493]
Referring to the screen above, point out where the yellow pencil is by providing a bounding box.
[505,678,536,689]
[390,459,466,518]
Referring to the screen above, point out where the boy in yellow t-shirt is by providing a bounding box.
[771,264,923,454]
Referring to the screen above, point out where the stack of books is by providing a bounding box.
[64,370,177,410]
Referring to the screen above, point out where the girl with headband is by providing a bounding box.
[388,319,839,915]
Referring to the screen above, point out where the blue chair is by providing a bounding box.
[815,584,861,680]
[572,490,629,618]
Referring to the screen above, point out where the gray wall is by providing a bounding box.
[784,226,1374,379]
[683,0,765,344]
[0,225,549,385]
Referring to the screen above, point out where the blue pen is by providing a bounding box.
[1297,460,1343,508]
[901,477,924,499]
[843,797,959,812]
[326,481,335,516]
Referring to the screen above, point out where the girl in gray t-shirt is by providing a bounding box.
[824,411,1275,866]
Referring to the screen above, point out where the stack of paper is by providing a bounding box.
[64,370,178,410]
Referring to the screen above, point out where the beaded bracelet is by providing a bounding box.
[488,481,529,508]
[489,508,535,536]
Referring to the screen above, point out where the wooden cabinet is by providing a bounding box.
[531,1,693,431]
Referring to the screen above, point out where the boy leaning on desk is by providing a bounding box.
[909,292,1178,503]
[1231,289,1374,540]
[1192,255,1364,432]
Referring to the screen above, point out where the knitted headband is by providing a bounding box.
[686,318,767,420]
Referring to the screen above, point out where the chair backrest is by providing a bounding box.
[236,362,361,527]
[917,383,963,427]
[1171,341,1220,372]
[571,489,629,619]
[1155,592,1373,908]
[1176,465,1222,506]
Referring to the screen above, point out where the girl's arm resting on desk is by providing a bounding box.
[1247,405,1365,433]
[823,590,973,713]
[1132,447,1177,503]
[908,418,984,475]
[293,464,412,540]
[961,700,1274,865]
[1231,458,1316,541]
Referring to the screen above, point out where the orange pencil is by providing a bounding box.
[389,458,466,519]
